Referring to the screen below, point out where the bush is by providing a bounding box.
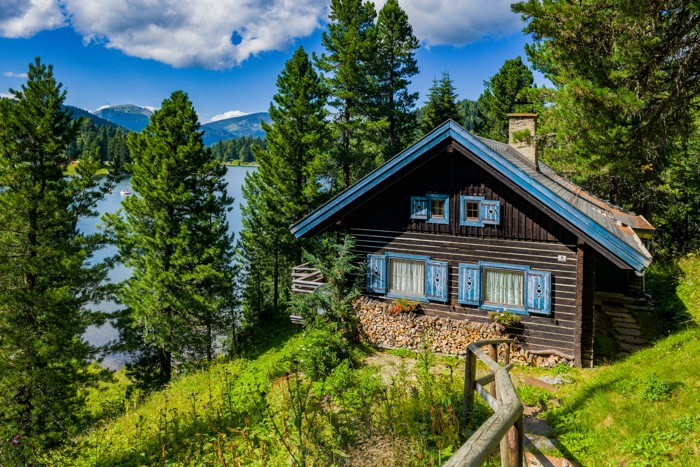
[487,310,522,326]
[296,324,351,380]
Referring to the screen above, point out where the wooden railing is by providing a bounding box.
[444,339,524,467]
[291,263,325,294]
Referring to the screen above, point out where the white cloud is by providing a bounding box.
[372,0,522,47]
[0,0,65,38]
[209,109,249,122]
[1,92,15,99]
[63,0,327,69]
[143,106,159,113]
[1,1,521,69]
[3,71,28,78]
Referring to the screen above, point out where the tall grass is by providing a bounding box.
[545,253,700,466]
[48,324,491,466]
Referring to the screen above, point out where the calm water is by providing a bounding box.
[79,166,254,369]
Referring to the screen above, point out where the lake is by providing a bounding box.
[79,165,254,369]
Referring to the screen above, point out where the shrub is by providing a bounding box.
[296,324,351,380]
[487,310,522,326]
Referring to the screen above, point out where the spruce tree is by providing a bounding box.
[513,0,700,241]
[316,0,379,189]
[421,72,461,134]
[372,0,420,160]
[475,57,537,142]
[240,47,329,323]
[0,58,108,463]
[108,91,236,383]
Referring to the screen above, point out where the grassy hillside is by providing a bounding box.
[542,254,700,466]
[51,324,486,466]
[49,255,700,466]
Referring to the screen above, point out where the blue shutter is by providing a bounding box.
[526,270,551,314]
[458,263,482,305]
[410,196,428,219]
[481,199,501,225]
[425,260,448,301]
[366,254,387,294]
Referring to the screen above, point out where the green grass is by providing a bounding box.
[540,253,700,466]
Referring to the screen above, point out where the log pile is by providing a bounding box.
[353,297,572,367]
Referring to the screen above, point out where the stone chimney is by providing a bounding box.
[507,113,538,169]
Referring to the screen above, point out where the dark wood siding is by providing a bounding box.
[338,146,590,359]
[351,228,579,358]
[341,147,577,245]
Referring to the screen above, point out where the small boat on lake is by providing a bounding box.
[120,189,131,196]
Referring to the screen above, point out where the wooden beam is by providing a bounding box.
[573,239,585,367]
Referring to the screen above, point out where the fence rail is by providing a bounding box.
[291,263,325,294]
[444,339,523,467]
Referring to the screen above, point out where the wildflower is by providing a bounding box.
[325,394,331,402]
[11,435,20,446]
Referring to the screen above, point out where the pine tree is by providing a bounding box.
[421,72,461,134]
[107,91,236,384]
[372,0,420,160]
[475,57,537,142]
[0,58,108,462]
[316,0,378,189]
[512,0,700,238]
[240,47,329,324]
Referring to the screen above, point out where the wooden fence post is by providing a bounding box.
[488,344,498,397]
[499,412,524,467]
[463,347,476,423]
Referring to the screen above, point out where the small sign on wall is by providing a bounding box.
[557,255,567,262]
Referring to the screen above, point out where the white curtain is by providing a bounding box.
[390,258,424,295]
[484,269,524,307]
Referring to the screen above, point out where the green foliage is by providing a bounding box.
[0,58,111,464]
[316,0,381,189]
[459,98,482,132]
[50,322,481,466]
[67,117,132,167]
[421,72,461,134]
[475,56,538,142]
[107,90,237,385]
[544,258,700,465]
[209,135,264,164]
[371,0,420,160]
[295,324,352,381]
[641,373,672,402]
[487,310,522,326]
[517,384,554,407]
[239,47,329,325]
[290,235,362,337]
[513,0,700,255]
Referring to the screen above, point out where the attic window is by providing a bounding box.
[460,196,501,227]
[410,194,449,224]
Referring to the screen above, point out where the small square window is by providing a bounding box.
[464,201,480,220]
[431,199,445,219]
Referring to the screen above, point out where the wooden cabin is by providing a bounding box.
[291,117,654,367]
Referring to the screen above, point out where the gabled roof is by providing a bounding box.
[291,120,653,272]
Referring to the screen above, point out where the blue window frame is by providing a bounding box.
[459,196,501,227]
[366,253,448,302]
[410,194,449,224]
[458,261,551,315]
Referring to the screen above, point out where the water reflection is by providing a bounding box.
[78,166,253,369]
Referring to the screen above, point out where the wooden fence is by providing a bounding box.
[444,339,524,467]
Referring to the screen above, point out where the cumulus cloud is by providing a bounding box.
[1,92,15,99]
[1,1,521,69]
[3,71,28,78]
[65,0,326,69]
[0,0,65,38]
[372,0,522,46]
[209,109,249,122]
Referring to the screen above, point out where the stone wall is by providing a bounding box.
[353,296,572,367]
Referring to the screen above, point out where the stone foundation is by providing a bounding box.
[353,296,573,367]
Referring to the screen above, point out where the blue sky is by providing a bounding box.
[0,0,543,123]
